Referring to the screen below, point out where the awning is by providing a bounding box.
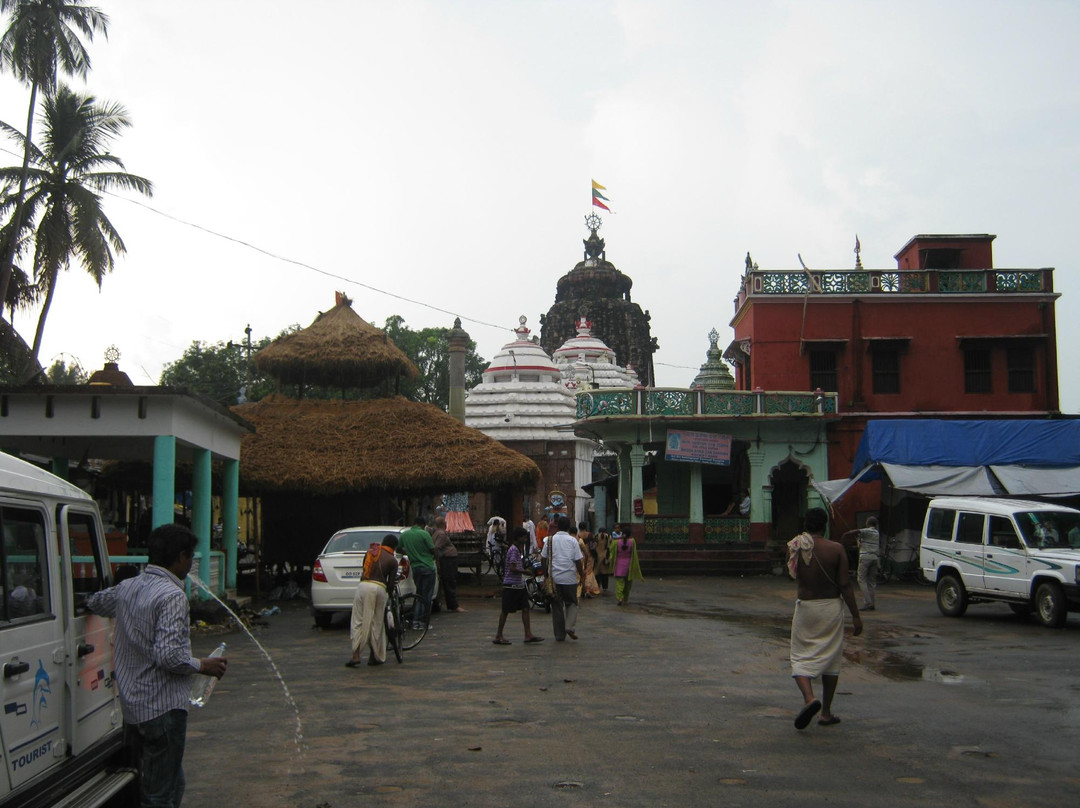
[880,463,1004,496]
[989,465,1080,497]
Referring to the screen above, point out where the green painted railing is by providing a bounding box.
[576,388,838,419]
[746,268,1049,297]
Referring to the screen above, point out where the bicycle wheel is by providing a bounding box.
[398,594,429,650]
[386,592,403,663]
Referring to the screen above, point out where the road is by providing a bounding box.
[181,575,1080,808]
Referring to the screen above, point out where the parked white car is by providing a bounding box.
[310,526,439,628]
[920,496,1080,628]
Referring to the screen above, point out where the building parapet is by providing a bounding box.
[736,267,1053,310]
[575,388,838,420]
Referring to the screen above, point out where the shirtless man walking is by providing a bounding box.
[787,507,862,729]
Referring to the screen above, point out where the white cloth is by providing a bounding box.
[541,531,583,585]
[790,597,845,678]
[350,581,389,663]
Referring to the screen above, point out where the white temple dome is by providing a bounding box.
[553,316,640,389]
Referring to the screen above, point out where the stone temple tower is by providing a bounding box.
[539,215,658,387]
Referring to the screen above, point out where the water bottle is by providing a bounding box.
[189,642,227,707]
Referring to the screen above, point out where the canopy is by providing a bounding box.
[818,419,1080,502]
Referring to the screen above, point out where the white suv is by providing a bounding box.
[920,496,1080,628]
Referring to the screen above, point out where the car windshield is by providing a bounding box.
[323,530,393,554]
[1015,511,1080,550]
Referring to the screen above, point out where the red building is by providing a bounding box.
[724,234,1061,534]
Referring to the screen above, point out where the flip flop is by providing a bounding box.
[493,638,512,645]
[794,699,822,730]
[524,636,545,643]
[345,660,363,668]
[818,715,841,726]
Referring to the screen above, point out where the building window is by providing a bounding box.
[872,349,900,394]
[809,350,837,392]
[964,349,992,393]
[1007,347,1035,393]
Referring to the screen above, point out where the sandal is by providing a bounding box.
[493,638,512,645]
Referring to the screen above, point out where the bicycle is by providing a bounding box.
[876,538,933,585]
[479,538,506,581]
[384,573,429,663]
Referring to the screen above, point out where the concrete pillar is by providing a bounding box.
[747,445,767,543]
[192,449,212,597]
[594,484,608,531]
[630,444,647,541]
[447,317,470,423]
[152,435,176,529]
[223,459,239,590]
[688,462,705,543]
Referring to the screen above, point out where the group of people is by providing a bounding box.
[494,516,645,644]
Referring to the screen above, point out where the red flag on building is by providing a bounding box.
[592,179,611,212]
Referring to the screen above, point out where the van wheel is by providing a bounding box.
[936,574,968,617]
[1035,581,1067,628]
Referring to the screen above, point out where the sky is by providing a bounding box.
[2,0,1079,410]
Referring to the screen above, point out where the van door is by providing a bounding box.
[984,515,1029,596]
[954,511,987,592]
[0,502,65,793]
[58,505,122,756]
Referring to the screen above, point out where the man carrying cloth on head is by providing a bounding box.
[787,507,862,730]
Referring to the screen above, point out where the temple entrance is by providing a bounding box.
[770,460,809,541]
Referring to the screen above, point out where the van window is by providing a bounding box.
[926,508,956,540]
[66,509,108,614]
[957,512,986,544]
[1,505,50,621]
[989,516,1021,549]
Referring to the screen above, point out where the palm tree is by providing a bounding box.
[0,85,152,379]
[0,0,108,317]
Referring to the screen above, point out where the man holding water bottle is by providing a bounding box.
[88,523,228,807]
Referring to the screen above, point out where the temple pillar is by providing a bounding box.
[152,436,176,529]
[192,449,212,597]
[688,462,705,543]
[223,459,239,590]
[629,443,646,542]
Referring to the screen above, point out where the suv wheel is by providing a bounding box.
[313,610,334,629]
[936,574,968,617]
[1034,581,1067,628]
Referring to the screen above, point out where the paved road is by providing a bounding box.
[182,575,1080,808]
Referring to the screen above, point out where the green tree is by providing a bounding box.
[160,338,275,408]
[0,85,152,379]
[383,315,486,410]
[44,355,85,383]
[0,0,108,315]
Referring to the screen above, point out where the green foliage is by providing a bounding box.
[383,314,486,410]
[44,356,85,384]
[160,338,274,407]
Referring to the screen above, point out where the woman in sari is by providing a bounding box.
[570,524,601,598]
[608,525,644,605]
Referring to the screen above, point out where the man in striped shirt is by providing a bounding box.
[89,524,228,807]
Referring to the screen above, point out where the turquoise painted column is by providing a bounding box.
[51,457,67,479]
[593,484,608,531]
[152,436,176,529]
[192,449,212,597]
[629,444,646,540]
[223,459,239,590]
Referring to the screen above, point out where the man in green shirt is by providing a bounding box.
[399,516,437,629]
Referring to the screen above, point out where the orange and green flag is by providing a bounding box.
[592,179,611,212]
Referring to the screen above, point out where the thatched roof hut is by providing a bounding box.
[234,394,540,495]
[255,295,419,389]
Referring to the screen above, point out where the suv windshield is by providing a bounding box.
[1015,511,1080,550]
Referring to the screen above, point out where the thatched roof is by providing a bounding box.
[255,297,419,388]
[232,394,541,495]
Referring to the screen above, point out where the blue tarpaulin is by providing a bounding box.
[851,420,1080,473]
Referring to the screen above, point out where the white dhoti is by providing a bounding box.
[350,581,389,663]
[790,597,845,678]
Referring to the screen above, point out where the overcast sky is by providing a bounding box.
[3,0,1078,410]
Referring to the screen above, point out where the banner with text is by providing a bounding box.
[665,430,732,466]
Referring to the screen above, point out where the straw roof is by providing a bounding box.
[255,296,419,388]
[233,394,541,495]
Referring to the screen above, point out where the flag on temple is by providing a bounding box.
[592,180,611,212]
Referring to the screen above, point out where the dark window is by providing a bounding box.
[956,512,985,544]
[926,508,956,541]
[1006,347,1035,393]
[809,350,837,392]
[964,349,992,393]
[872,349,900,394]
[1,506,51,622]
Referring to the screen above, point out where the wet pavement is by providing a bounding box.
[182,574,1080,808]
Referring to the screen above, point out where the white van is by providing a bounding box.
[920,496,1080,628]
[0,452,136,808]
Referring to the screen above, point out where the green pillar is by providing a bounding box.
[192,449,212,597]
[630,443,647,540]
[51,457,67,479]
[689,463,704,523]
[223,459,239,590]
[152,436,176,529]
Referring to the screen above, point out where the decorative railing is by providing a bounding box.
[745,268,1050,299]
[641,516,751,544]
[704,517,751,544]
[576,388,838,420]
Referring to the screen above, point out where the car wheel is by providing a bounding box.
[936,574,967,617]
[1034,581,1067,628]
[313,610,334,629]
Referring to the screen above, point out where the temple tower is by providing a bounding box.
[539,215,658,386]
